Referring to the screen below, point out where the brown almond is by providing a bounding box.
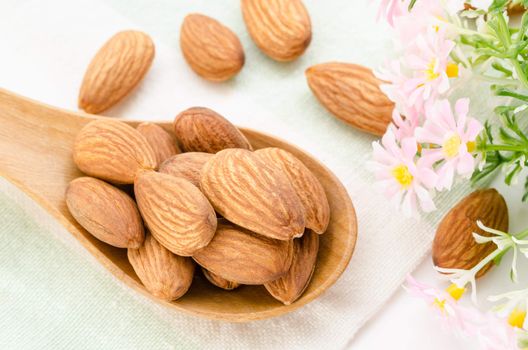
[256,148,330,234]
[73,119,157,184]
[265,230,318,305]
[241,0,311,61]
[193,220,293,284]
[200,149,305,240]
[135,171,217,256]
[128,234,195,301]
[66,177,144,248]
[306,62,394,136]
[202,268,239,290]
[159,152,213,187]
[433,189,509,278]
[136,122,181,164]
[79,31,155,114]
[180,14,245,82]
[173,107,252,153]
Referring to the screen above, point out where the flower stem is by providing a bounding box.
[482,144,528,152]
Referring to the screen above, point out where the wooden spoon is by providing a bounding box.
[0,88,358,322]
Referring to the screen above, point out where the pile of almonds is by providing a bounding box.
[66,107,330,304]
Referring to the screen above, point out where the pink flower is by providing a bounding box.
[405,275,518,348]
[390,107,421,140]
[376,0,407,26]
[403,28,456,108]
[475,313,519,350]
[370,129,437,215]
[377,28,458,113]
[404,275,477,333]
[415,98,483,191]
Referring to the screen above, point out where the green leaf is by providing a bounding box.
[489,0,510,12]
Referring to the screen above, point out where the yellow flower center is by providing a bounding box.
[433,16,447,32]
[425,59,440,81]
[433,298,446,312]
[443,134,462,158]
[432,284,465,313]
[446,283,466,301]
[466,141,476,153]
[392,165,413,189]
[508,308,527,329]
[446,63,459,78]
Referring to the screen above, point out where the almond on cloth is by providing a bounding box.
[433,189,509,278]
[193,220,294,285]
[173,107,252,153]
[265,230,319,305]
[78,30,155,114]
[256,148,330,234]
[305,62,394,136]
[134,171,217,256]
[73,119,157,184]
[200,148,305,240]
[180,14,245,82]
[66,177,144,248]
[128,234,195,301]
[136,122,181,164]
[241,0,311,61]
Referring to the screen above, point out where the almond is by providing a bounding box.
[305,62,394,136]
[180,14,245,82]
[79,31,155,114]
[73,119,157,184]
[256,148,329,234]
[265,230,318,305]
[136,122,181,164]
[128,234,195,301]
[159,152,213,187]
[200,149,305,240]
[241,0,311,61]
[202,268,239,290]
[433,189,509,278]
[66,177,144,248]
[193,220,293,284]
[134,171,217,256]
[173,107,252,153]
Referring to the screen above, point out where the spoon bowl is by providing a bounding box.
[0,88,357,322]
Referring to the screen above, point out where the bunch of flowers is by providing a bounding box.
[372,0,528,216]
[373,1,528,348]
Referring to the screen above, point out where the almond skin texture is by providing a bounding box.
[136,122,181,164]
[134,171,217,256]
[73,119,157,184]
[159,152,213,187]
[200,149,305,240]
[180,14,245,82]
[66,177,144,248]
[241,0,311,61]
[79,31,155,114]
[256,148,330,234]
[306,62,394,136]
[173,107,252,153]
[193,220,294,284]
[265,230,318,305]
[202,268,240,290]
[128,234,195,301]
[433,189,509,278]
